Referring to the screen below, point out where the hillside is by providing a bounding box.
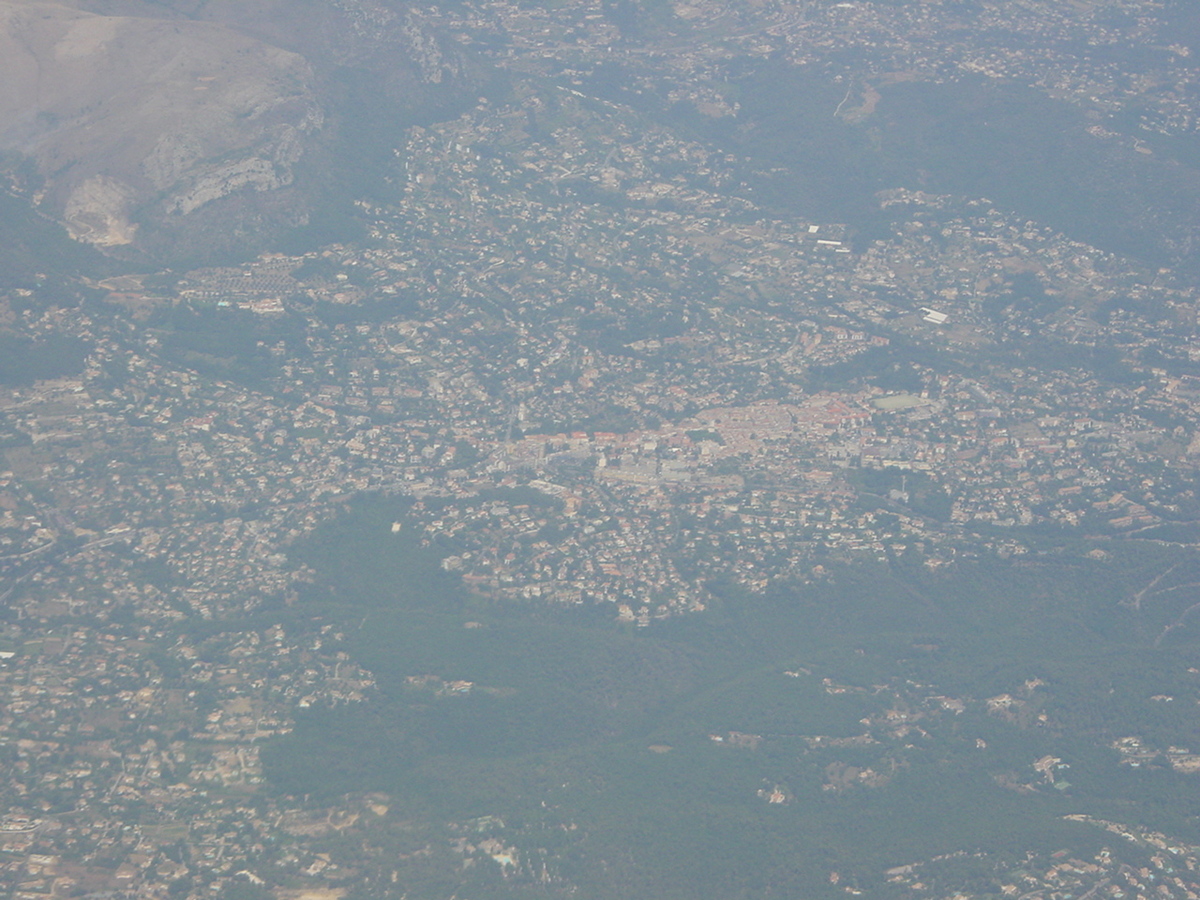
[0,0,484,266]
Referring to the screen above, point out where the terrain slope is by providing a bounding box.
[0,0,479,264]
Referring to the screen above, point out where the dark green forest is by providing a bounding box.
[260,497,1200,899]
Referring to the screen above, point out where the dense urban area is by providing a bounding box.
[5,0,1200,897]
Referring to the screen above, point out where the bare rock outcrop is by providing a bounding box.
[0,1,324,256]
[0,0,481,264]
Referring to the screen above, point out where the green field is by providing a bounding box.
[872,393,927,410]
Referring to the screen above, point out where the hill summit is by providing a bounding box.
[0,0,481,265]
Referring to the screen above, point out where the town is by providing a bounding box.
[2,0,1200,897]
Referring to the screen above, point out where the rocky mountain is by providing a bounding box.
[0,0,485,266]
